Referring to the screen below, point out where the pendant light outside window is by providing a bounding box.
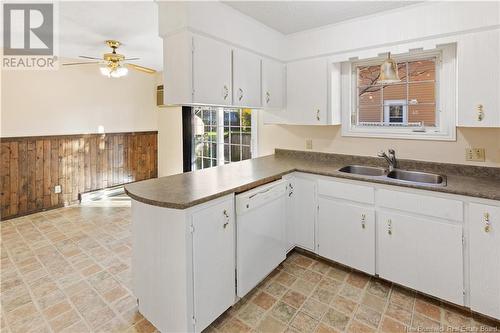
[378,52,400,84]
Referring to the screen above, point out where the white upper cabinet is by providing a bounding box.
[287,57,329,124]
[458,29,500,127]
[164,33,264,108]
[469,203,500,319]
[193,35,233,106]
[262,59,285,110]
[232,49,262,108]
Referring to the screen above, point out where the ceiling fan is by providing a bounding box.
[62,40,156,78]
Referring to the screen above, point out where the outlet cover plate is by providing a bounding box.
[306,139,313,150]
[54,185,62,194]
[465,148,485,162]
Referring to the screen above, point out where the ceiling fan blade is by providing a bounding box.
[79,55,102,60]
[62,61,100,66]
[124,57,140,61]
[126,63,156,74]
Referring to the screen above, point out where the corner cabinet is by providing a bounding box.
[469,203,500,319]
[284,174,316,251]
[457,29,500,127]
[163,32,262,108]
[131,195,235,333]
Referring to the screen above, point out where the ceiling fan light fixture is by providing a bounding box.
[378,52,400,84]
[100,64,128,78]
[100,66,112,77]
[112,66,128,78]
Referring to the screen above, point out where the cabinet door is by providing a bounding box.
[192,199,235,332]
[318,198,375,274]
[416,217,463,305]
[193,35,232,106]
[469,203,500,319]
[290,176,316,251]
[287,58,328,124]
[458,30,500,127]
[378,212,463,305]
[262,58,285,111]
[233,48,262,108]
[285,179,296,252]
[378,212,419,291]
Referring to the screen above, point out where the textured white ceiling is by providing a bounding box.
[58,1,162,70]
[223,1,420,35]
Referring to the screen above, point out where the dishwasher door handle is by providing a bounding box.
[248,187,272,199]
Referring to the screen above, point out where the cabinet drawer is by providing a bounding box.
[378,189,463,221]
[318,179,374,204]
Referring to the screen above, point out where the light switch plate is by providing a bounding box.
[465,148,485,162]
[54,185,62,194]
[305,139,313,150]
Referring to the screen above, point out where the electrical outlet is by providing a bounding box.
[305,139,313,150]
[465,148,485,162]
[54,185,62,194]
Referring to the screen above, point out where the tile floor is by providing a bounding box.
[1,205,499,333]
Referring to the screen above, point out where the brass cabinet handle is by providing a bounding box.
[361,214,366,229]
[484,212,491,233]
[477,104,484,121]
[223,209,230,229]
[388,219,392,235]
[223,85,229,100]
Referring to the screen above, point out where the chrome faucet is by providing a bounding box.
[378,149,398,171]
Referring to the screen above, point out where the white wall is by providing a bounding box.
[257,112,500,167]
[158,1,285,60]
[1,58,158,137]
[284,1,500,61]
[157,106,184,177]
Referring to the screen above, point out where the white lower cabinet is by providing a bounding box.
[132,196,235,333]
[191,199,235,332]
[317,198,375,274]
[378,211,464,305]
[287,175,316,251]
[469,203,500,319]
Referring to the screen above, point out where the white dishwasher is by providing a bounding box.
[236,179,287,298]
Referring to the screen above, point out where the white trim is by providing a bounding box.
[251,110,259,158]
[341,44,457,141]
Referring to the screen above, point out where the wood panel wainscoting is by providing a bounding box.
[0,131,158,220]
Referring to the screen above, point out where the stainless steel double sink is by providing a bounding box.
[338,165,446,186]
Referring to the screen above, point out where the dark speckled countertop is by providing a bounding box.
[125,149,500,208]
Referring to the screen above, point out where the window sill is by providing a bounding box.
[341,126,456,141]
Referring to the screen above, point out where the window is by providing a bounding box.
[341,44,456,140]
[192,107,256,170]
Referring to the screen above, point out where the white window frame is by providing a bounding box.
[341,44,457,141]
[192,107,258,170]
